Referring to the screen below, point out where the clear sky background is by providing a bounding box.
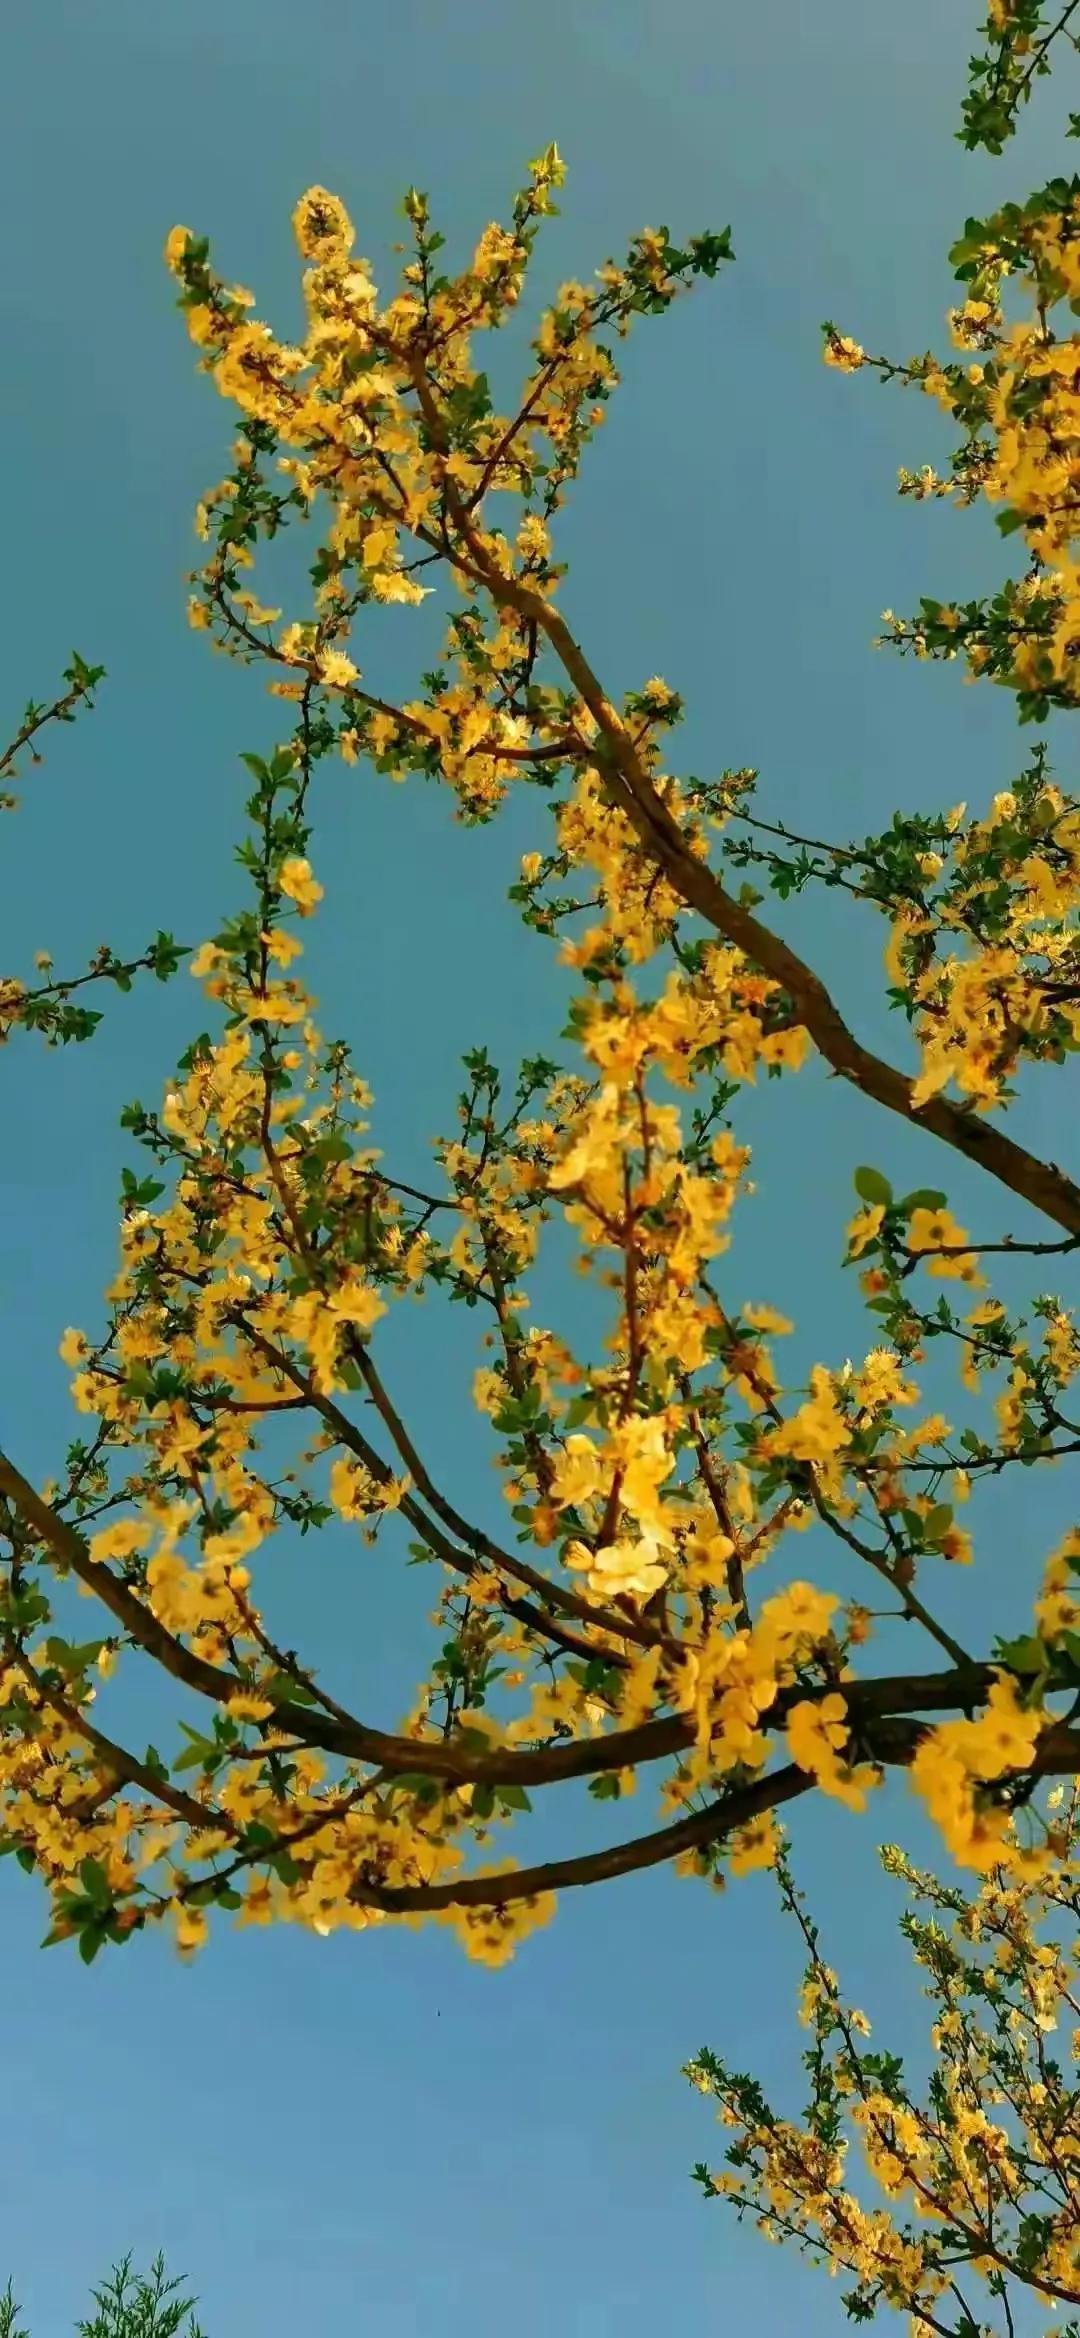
[1,2,1075,2331]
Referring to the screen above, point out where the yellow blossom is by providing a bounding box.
[278,857,324,916]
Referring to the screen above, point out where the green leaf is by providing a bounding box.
[43,1636,106,1675]
[923,1504,954,1546]
[853,1166,893,1206]
[897,1189,947,1214]
[388,1772,443,1802]
[1058,1631,1080,1680]
[241,1822,278,1852]
[995,1633,1047,1676]
[79,1857,111,1909]
[265,1673,319,1707]
[496,1784,532,1812]
[174,1737,217,1773]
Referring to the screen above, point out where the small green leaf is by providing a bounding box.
[854,1166,893,1206]
[79,1857,111,1909]
[241,1822,277,1852]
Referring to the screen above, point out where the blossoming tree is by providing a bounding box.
[689,1804,1080,2335]
[0,0,1078,1969]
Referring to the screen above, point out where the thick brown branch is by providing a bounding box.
[351,1764,815,1911]
[350,1708,1080,1915]
[8,1448,1074,1821]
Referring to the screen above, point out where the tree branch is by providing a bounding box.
[438,500,1080,1235]
[350,1706,1080,1914]
[350,1763,815,1911]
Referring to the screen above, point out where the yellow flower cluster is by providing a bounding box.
[912,1677,1045,1872]
[786,1694,878,1812]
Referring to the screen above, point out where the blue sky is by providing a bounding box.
[1,2,1074,2330]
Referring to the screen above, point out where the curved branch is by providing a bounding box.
[350,1709,1080,1915]
[351,1764,815,1912]
[0,1449,266,1709]
[2,1636,222,1835]
[437,486,1080,1236]
[244,1320,660,1655]
[544,609,1080,1234]
[343,1332,672,1648]
[0,663,102,783]
[0,1456,1018,1793]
